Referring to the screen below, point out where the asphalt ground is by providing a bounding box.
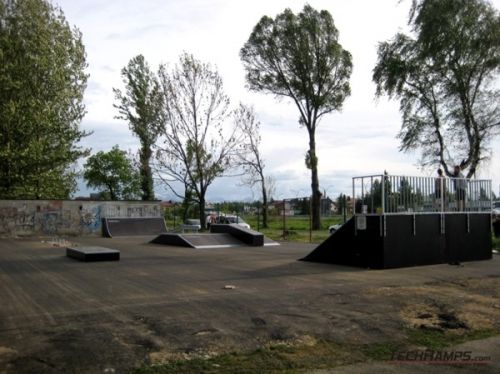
[0,236,499,373]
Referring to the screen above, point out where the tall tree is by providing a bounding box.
[240,4,352,229]
[0,0,89,199]
[234,103,270,228]
[373,0,500,177]
[156,53,243,229]
[83,146,141,200]
[114,54,163,200]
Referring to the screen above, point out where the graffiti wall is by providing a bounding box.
[0,200,162,237]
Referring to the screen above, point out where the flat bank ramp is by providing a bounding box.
[151,233,245,248]
[151,224,279,248]
[103,217,167,238]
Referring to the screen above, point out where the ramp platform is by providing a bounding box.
[151,233,245,248]
[210,224,264,246]
[66,246,120,262]
[151,223,279,248]
[102,217,167,237]
[301,213,492,269]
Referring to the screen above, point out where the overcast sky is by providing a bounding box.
[55,0,500,201]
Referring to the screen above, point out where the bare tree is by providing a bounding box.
[235,104,270,228]
[155,53,243,228]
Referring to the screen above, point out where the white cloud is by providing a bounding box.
[55,0,500,201]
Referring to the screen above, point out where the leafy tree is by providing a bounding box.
[234,103,270,228]
[83,146,141,200]
[373,0,500,178]
[156,53,244,229]
[240,4,352,229]
[0,0,89,199]
[114,55,163,201]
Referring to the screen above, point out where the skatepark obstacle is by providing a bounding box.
[302,174,493,269]
[102,217,167,237]
[66,246,120,261]
[151,223,278,248]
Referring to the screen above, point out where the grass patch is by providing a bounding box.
[242,215,345,243]
[135,328,500,373]
[134,340,360,374]
[406,328,498,350]
[164,213,346,244]
[493,234,500,251]
[360,342,400,361]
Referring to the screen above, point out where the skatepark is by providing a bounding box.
[1,173,500,372]
[1,230,500,373]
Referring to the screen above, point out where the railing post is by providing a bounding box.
[440,176,444,213]
[381,174,385,215]
[352,178,355,216]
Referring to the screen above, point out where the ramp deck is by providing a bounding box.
[66,246,120,262]
[151,224,279,248]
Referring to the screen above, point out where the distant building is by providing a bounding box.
[270,200,294,216]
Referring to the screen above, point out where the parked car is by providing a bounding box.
[329,224,342,234]
[221,215,250,229]
[181,219,201,232]
[206,214,250,229]
[493,201,500,222]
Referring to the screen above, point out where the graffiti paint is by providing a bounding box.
[80,205,102,232]
[42,212,59,235]
[0,200,161,236]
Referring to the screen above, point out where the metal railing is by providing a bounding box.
[353,174,492,215]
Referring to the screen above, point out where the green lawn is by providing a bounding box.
[241,214,346,243]
[493,234,500,251]
[165,212,500,247]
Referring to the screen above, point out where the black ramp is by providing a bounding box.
[301,216,384,268]
[210,224,264,246]
[103,217,167,237]
[151,225,277,249]
[182,233,245,248]
[150,233,245,248]
[302,213,492,269]
[66,246,120,262]
[150,233,193,247]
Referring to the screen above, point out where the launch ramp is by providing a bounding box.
[302,174,492,269]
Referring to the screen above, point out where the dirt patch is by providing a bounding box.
[366,277,500,334]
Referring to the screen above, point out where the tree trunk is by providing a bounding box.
[261,179,268,229]
[308,131,321,230]
[140,143,155,201]
[199,191,206,231]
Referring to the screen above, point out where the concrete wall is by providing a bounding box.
[0,200,162,237]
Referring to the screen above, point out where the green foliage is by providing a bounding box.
[83,146,141,200]
[114,55,163,201]
[0,0,89,199]
[373,0,500,177]
[240,4,352,229]
[133,340,357,374]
